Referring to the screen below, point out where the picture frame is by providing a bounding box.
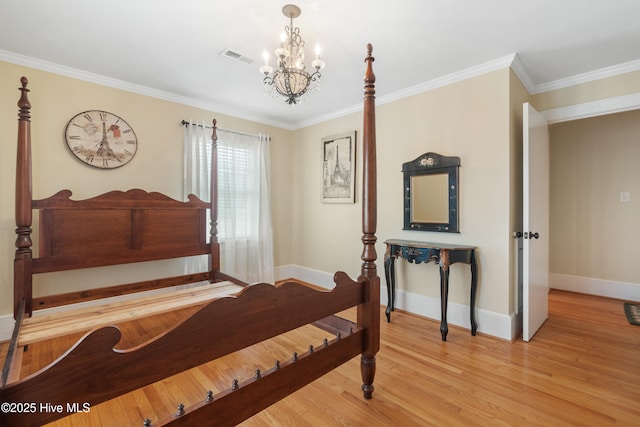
[322,131,357,203]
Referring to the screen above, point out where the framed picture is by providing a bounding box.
[322,131,357,203]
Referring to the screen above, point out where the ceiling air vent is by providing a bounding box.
[220,48,254,65]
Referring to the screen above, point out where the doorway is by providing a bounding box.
[519,100,640,341]
[548,109,640,300]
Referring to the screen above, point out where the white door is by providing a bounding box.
[522,102,550,341]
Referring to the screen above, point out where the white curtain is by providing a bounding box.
[183,121,212,201]
[183,122,274,284]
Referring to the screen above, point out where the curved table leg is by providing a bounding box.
[469,250,478,335]
[439,250,450,341]
[384,254,396,322]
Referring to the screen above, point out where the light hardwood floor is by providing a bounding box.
[2,289,639,426]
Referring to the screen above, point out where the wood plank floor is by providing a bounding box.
[2,289,639,426]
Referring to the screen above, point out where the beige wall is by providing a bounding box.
[549,110,640,284]
[531,68,640,296]
[3,55,638,333]
[291,69,515,316]
[0,60,292,315]
[0,61,522,327]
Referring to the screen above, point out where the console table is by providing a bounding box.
[384,239,478,341]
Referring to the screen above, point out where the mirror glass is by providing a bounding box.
[411,174,448,223]
[403,152,460,233]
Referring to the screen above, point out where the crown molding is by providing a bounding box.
[380,54,518,106]
[0,49,194,103]
[5,47,639,131]
[296,54,520,129]
[532,58,640,94]
[294,103,362,129]
[0,49,295,131]
[509,53,537,94]
[541,92,640,124]
[300,54,640,128]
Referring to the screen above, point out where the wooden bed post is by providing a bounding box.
[358,44,380,399]
[14,77,33,318]
[209,119,221,277]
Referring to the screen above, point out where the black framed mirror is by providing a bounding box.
[403,152,460,232]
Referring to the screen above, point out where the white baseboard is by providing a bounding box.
[0,314,14,342]
[275,264,336,289]
[381,283,515,341]
[277,265,515,341]
[550,273,640,301]
[0,265,527,343]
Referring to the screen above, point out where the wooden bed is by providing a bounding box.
[0,44,380,426]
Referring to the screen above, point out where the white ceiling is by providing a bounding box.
[1,0,640,129]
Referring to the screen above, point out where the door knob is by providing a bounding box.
[514,231,539,239]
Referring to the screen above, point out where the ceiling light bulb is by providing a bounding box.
[259,64,273,75]
[312,58,325,70]
[275,47,289,59]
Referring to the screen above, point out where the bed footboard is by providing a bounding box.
[0,275,364,427]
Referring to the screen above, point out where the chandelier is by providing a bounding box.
[259,4,325,106]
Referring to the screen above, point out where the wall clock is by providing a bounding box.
[64,110,138,169]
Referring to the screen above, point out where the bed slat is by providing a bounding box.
[19,282,243,346]
[31,272,212,309]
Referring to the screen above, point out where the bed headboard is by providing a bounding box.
[32,190,210,273]
[13,77,220,316]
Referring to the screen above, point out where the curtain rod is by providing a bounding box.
[180,120,262,139]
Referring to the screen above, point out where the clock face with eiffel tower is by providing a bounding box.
[64,110,138,169]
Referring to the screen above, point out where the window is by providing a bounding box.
[217,144,256,240]
[183,123,274,283]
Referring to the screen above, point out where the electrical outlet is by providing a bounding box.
[620,191,631,203]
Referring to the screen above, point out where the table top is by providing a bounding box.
[384,239,476,251]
